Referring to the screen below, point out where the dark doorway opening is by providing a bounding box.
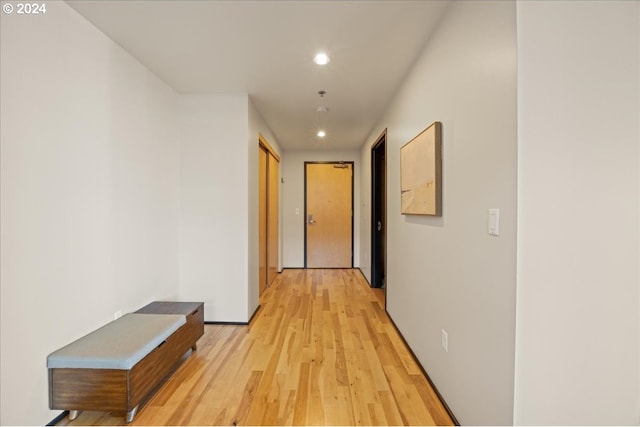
[371,130,387,292]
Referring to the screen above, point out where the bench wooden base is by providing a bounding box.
[49,302,204,423]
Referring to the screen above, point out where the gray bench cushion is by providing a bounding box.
[47,313,186,370]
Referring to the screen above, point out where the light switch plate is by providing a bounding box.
[488,209,500,236]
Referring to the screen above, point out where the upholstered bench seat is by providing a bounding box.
[47,302,204,423]
[47,313,186,370]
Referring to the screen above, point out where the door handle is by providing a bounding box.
[308,214,315,224]
[377,221,382,231]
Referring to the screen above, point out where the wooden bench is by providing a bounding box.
[47,302,204,423]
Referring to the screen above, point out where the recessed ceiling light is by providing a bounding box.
[317,130,326,138]
[313,53,330,65]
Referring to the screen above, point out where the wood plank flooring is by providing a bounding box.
[57,269,453,426]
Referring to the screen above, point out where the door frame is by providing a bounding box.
[371,129,387,291]
[303,161,355,268]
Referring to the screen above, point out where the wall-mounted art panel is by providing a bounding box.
[400,121,442,216]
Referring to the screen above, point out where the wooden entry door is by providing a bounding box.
[305,162,353,268]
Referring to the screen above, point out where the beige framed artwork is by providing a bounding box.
[400,121,442,216]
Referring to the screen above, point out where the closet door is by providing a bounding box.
[258,147,268,295]
[267,153,279,286]
[258,136,280,295]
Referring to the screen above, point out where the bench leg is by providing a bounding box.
[68,410,80,421]
[126,405,139,423]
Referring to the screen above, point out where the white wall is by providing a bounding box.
[179,95,281,323]
[248,99,282,315]
[360,1,517,424]
[514,1,640,425]
[282,149,361,268]
[0,2,181,425]
[179,94,253,322]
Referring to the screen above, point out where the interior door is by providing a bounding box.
[267,153,279,285]
[258,146,268,295]
[371,132,386,289]
[305,162,353,268]
[258,137,280,295]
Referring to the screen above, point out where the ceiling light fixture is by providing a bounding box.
[313,53,330,65]
[317,130,326,138]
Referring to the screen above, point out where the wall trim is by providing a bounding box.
[248,304,261,324]
[203,305,261,326]
[357,268,371,285]
[47,411,69,426]
[386,313,460,426]
[351,268,457,423]
[205,321,249,326]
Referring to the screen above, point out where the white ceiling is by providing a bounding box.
[67,0,449,151]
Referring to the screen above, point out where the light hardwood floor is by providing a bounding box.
[57,269,454,426]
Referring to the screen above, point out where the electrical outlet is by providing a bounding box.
[114,310,123,320]
[441,329,448,352]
